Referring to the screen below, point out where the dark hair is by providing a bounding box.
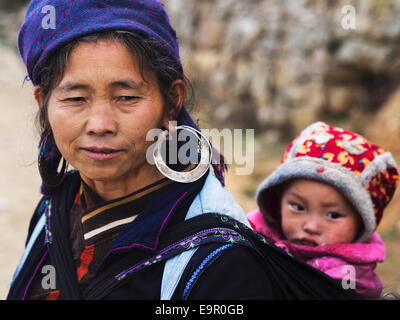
[34,30,227,191]
[259,181,289,234]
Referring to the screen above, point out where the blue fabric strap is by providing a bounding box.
[182,243,234,300]
[160,171,249,300]
[11,212,46,284]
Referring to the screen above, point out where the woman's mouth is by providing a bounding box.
[81,147,124,160]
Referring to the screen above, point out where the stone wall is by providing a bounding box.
[163,0,400,141]
[1,0,399,141]
[0,1,28,49]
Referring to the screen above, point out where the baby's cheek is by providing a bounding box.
[281,217,296,241]
[324,226,356,245]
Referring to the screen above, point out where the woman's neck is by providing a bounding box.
[79,165,165,201]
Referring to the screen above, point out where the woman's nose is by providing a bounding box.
[85,105,117,136]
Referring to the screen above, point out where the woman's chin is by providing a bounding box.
[78,167,127,183]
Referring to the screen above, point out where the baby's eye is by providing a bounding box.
[327,212,341,219]
[290,203,305,211]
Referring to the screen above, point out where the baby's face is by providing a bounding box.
[280,179,361,246]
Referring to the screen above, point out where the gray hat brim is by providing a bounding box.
[255,156,376,243]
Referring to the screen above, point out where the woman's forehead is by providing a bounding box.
[67,40,137,68]
[56,40,154,90]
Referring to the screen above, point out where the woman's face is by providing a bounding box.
[280,179,361,246]
[41,40,177,192]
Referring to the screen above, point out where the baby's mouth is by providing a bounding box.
[293,238,319,247]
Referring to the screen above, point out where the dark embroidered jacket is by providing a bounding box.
[7,170,276,300]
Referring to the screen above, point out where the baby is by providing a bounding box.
[248,122,399,299]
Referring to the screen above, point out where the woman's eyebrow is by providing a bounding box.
[55,82,90,93]
[110,80,146,91]
[54,80,146,93]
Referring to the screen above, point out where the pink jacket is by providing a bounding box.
[247,210,385,299]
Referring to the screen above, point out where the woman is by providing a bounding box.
[7,0,274,300]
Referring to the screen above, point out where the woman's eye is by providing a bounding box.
[327,212,341,219]
[118,96,139,102]
[290,203,304,211]
[64,97,85,103]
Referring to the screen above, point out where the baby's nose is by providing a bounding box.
[303,216,322,235]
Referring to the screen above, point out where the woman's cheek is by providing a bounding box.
[48,108,82,159]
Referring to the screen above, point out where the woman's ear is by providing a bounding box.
[162,79,186,129]
[169,79,186,113]
[33,86,44,109]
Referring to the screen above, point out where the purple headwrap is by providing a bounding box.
[18,0,227,193]
[18,0,182,85]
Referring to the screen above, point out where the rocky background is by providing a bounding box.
[164,0,400,297]
[0,0,399,298]
[164,0,400,139]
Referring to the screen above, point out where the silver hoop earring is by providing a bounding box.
[153,125,212,183]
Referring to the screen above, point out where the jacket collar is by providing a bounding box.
[185,171,249,226]
[106,172,208,255]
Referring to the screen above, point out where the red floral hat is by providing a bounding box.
[256,122,399,242]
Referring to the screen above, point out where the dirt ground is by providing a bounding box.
[0,45,399,299]
[0,45,42,299]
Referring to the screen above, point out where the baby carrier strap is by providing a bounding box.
[161,171,251,299]
[162,213,362,300]
[10,197,49,286]
[82,213,253,299]
[84,213,361,300]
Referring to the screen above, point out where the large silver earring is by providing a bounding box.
[153,125,212,183]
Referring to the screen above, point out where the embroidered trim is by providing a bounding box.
[115,227,251,281]
[107,191,189,255]
[81,179,172,223]
[182,243,234,300]
[342,136,366,155]
[43,200,52,244]
[83,215,138,240]
[312,130,331,145]
[287,122,326,160]
[217,214,269,245]
[22,249,48,300]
